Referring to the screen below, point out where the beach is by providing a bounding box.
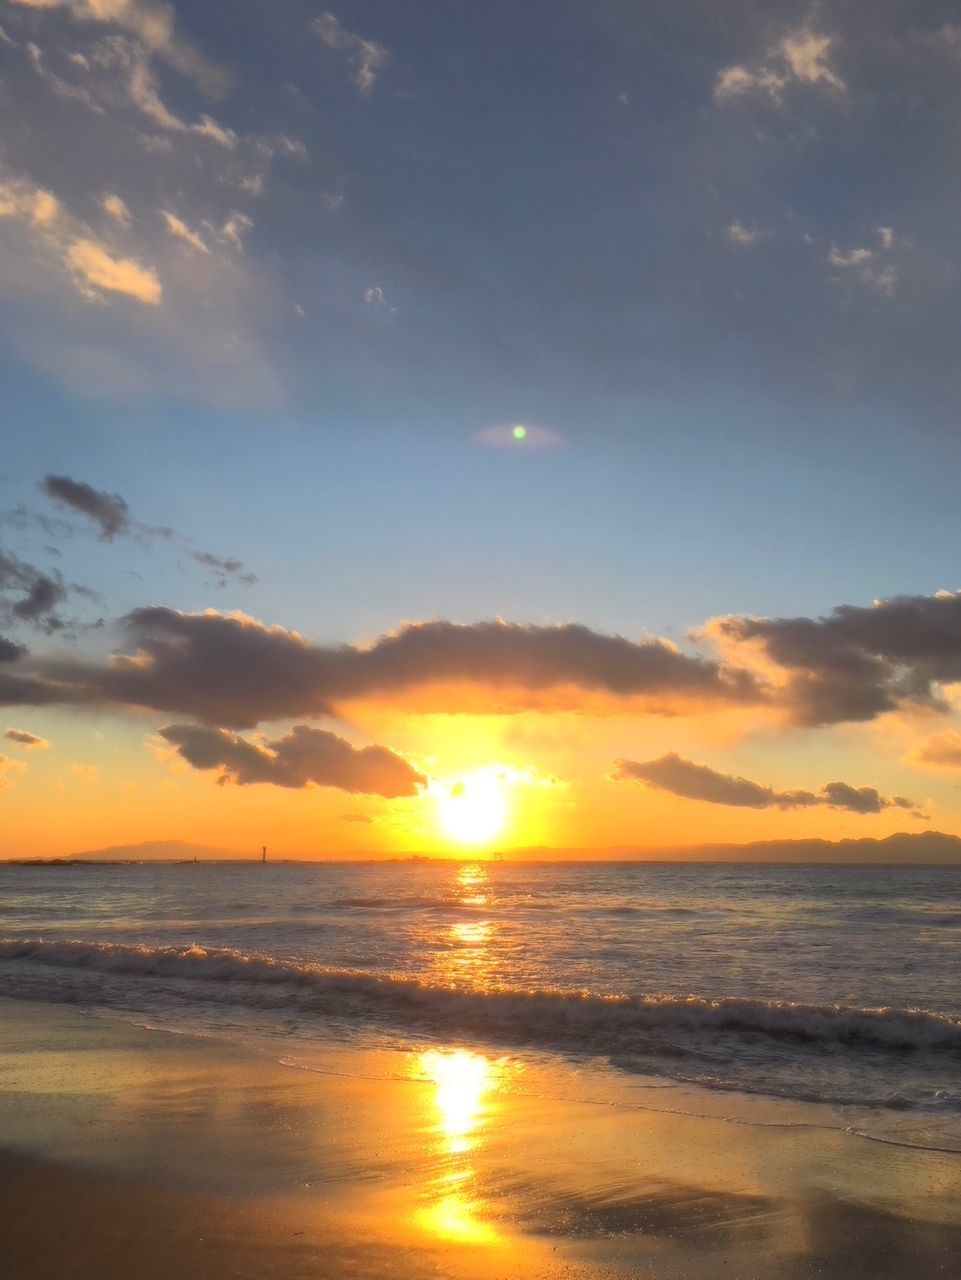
[3,997,961,1279]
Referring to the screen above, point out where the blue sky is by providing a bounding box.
[5,1,961,854]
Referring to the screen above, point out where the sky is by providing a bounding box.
[5,1,961,856]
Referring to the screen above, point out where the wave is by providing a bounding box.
[298,896,709,916]
[2,938,961,1057]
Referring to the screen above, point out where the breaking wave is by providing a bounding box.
[2,937,960,1056]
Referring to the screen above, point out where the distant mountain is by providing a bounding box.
[64,839,247,862]
[510,831,961,864]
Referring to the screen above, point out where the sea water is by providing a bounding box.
[2,859,960,1150]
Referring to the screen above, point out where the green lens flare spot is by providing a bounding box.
[512,425,527,440]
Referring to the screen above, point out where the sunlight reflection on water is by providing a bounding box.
[415,1046,501,1245]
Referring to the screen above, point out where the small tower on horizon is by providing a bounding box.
[261,845,267,863]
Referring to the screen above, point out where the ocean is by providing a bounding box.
[2,859,960,1152]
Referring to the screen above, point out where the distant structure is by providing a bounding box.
[492,849,504,862]
[261,845,267,863]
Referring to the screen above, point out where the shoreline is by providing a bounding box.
[3,997,961,1278]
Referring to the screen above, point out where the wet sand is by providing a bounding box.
[1,998,960,1279]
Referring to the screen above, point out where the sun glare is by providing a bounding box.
[435,769,508,846]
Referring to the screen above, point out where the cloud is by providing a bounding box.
[219,212,252,251]
[828,247,873,269]
[0,637,29,663]
[612,753,925,817]
[726,220,765,249]
[41,474,131,539]
[65,235,161,302]
[21,28,237,150]
[3,608,763,726]
[0,753,28,788]
[101,193,131,227]
[160,210,208,253]
[716,28,845,104]
[8,0,229,95]
[780,32,845,90]
[4,726,49,749]
[311,11,389,94]
[908,731,961,769]
[69,761,99,780]
[826,227,901,296]
[0,551,70,632]
[0,0,296,406]
[0,170,163,306]
[0,665,86,708]
[35,472,255,585]
[707,589,961,725]
[186,551,257,588]
[159,722,424,796]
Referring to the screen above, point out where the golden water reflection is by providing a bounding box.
[421,1048,490,1156]
[456,861,489,907]
[415,1047,501,1245]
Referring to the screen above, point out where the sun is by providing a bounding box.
[436,769,508,847]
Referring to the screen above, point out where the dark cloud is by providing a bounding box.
[35,473,257,587]
[0,635,28,663]
[612,753,926,817]
[187,551,258,587]
[818,780,920,816]
[0,550,69,632]
[612,754,818,809]
[709,591,961,725]
[7,608,763,726]
[1,504,75,541]
[41,474,130,540]
[159,723,424,796]
[4,727,49,749]
[0,666,86,707]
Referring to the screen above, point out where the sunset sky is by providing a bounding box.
[5,1,961,856]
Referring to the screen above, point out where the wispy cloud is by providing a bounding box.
[41,475,130,540]
[0,549,72,633]
[311,11,389,94]
[908,731,961,770]
[101,193,131,227]
[8,0,230,95]
[0,753,28,789]
[4,726,50,749]
[826,226,901,296]
[66,235,161,303]
[160,210,208,253]
[0,169,162,304]
[716,28,845,104]
[38,473,256,586]
[726,220,766,249]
